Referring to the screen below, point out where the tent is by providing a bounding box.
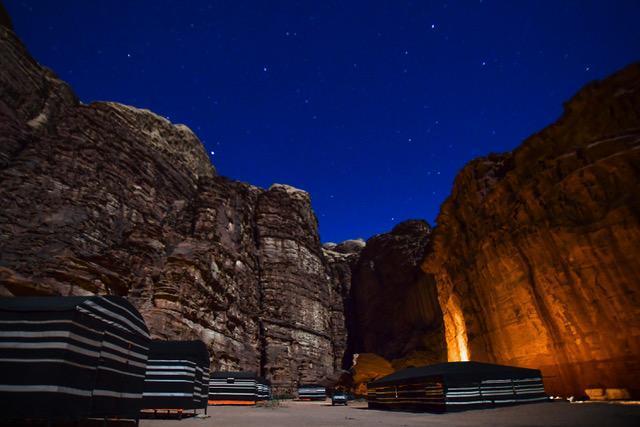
[0,296,150,422]
[367,361,548,412]
[297,384,326,400]
[141,340,210,413]
[208,371,270,405]
[256,376,272,401]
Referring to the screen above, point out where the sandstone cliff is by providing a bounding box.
[0,26,344,393]
[348,220,447,370]
[423,63,640,398]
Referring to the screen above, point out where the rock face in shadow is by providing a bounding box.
[348,220,447,371]
[0,26,344,393]
[423,63,640,398]
[323,239,366,371]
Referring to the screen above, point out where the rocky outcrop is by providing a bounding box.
[0,26,344,392]
[348,220,447,370]
[423,63,640,398]
[256,184,337,391]
[323,239,365,371]
[350,353,394,396]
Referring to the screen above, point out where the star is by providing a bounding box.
[210,151,215,155]
[482,61,486,66]
[127,53,131,58]
[431,24,436,29]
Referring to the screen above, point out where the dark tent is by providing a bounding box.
[208,371,271,405]
[297,384,326,400]
[0,296,150,422]
[141,340,210,413]
[367,361,548,412]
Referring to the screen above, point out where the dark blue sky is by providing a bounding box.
[6,1,640,242]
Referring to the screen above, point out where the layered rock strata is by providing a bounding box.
[423,63,640,398]
[0,26,343,393]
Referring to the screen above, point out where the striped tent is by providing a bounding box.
[256,376,272,401]
[141,340,210,412]
[0,296,150,422]
[208,371,269,405]
[367,361,548,412]
[297,384,326,400]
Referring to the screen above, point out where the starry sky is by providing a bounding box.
[6,1,640,243]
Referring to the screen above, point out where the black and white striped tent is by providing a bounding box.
[142,340,210,412]
[367,361,548,412]
[256,376,272,401]
[297,384,326,400]
[208,371,270,405]
[0,296,150,422]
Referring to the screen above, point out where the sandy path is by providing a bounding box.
[139,400,640,427]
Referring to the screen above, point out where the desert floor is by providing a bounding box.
[140,400,640,427]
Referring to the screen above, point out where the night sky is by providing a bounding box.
[6,1,640,243]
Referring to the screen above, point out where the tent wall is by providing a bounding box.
[209,376,258,403]
[142,340,210,411]
[0,296,150,421]
[297,385,326,400]
[208,372,271,404]
[367,362,548,412]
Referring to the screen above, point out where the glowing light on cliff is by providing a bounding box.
[443,293,470,362]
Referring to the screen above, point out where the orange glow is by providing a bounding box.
[443,293,470,362]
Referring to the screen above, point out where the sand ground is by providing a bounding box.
[140,400,640,427]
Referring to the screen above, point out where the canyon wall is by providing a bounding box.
[423,63,640,398]
[347,221,447,376]
[0,26,344,393]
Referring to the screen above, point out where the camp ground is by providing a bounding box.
[0,296,150,424]
[367,361,548,412]
[141,340,210,418]
[297,384,327,401]
[208,371,271,405]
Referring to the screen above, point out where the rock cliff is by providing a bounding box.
[0,26,343,393]
[348,220,447,370]
[423,63,640,398]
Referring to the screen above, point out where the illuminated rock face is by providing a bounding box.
[423,63,640,398]
[0,27,344,393]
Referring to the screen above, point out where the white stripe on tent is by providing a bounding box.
[81,301,149,339]
[97,297,148,331]
[149,359,197,365]
[146,370,195,376]
[0,330,102,348]
[100,349,147,369]
[0,320,103,337]
[143,392,194,397]
[0,341,100,358]
[144,379,192,383]
[93,389,143,399]
[105,330,148,352]
[147,365,196,372]
[101,341,148,363]
[98,364,145,379]
[0,384,92,397]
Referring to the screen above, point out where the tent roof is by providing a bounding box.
[368,361,542,387]
[150,340,209,365]
[0,295,136,312]
[211,371,259,379]
[0,296,149,337]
